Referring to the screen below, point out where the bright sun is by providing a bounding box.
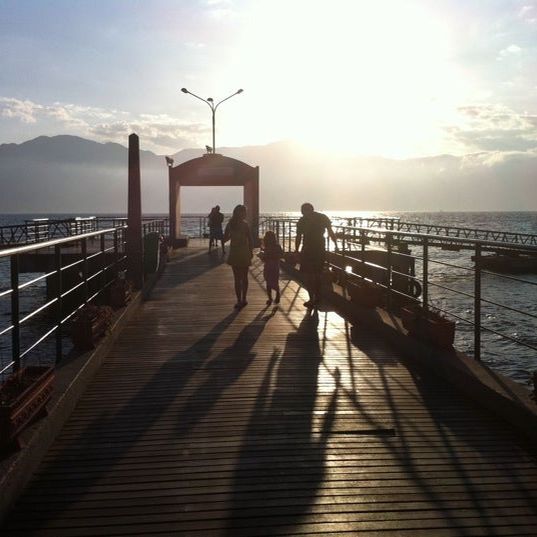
[215,0,470,158]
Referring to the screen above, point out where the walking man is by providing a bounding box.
[295,202,338,308]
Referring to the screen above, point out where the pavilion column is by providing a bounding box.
[126,133,143,289]
[168,167,176,243]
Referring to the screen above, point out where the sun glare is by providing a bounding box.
[217,1,470,158]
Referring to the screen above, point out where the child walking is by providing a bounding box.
[261,230,283,305]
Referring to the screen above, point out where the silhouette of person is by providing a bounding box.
[208,205,225,253]
[224,204,253,308]
[260,230,284,305]
[295,202,338,308]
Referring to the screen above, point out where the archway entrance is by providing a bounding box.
[168,154,259,246]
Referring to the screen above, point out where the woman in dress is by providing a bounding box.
[224,204,253,308]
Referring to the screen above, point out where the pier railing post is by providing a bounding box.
[474,242,482,361]
[113,229,119,278]
[289,221,292,253]
[10,255,20,372]
[100,233,106,293]
[386,232,393,311]
[55,245,62,363]
[423,237,429,311]
[82,238,89,303]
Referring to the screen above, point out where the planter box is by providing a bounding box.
[0,366,54,450]
[400,305,455,348]
[109,279,133,309]
[283,252,299,267]
[71,305,113,350]
[347,281,384,308]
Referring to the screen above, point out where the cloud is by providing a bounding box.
[0,96,208,153]
[0,97,42,123]
[519,5,537,23]
[446,104,537,153]
[497,44,523,60]
[0,97,117,126]
[89,118,207,152]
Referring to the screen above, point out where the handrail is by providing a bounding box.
[0,226,129,380]
[0,227,123,258]
[335,225,537,253]
[338,217,537,245]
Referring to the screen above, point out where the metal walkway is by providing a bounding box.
[2,246,537,535]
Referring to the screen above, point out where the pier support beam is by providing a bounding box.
[126,133,143,289]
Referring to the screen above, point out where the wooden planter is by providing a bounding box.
[347,281,384,308]
[283,252,299,267]
[71,305,113,350]
[400,305,456,348]
[0,366,55,450]
[109,279,133,309]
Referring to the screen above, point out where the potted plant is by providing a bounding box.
[71,304,113,350]
[0,365,54,450]
[400,303,455,348]
[347,279,384,308]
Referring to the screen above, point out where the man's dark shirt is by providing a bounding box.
[297,211,331,254]
[209,211,224,229]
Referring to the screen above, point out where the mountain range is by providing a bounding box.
[0,135,536,213]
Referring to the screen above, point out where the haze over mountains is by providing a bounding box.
[0,135,536,213]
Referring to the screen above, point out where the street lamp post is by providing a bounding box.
[180,87,243,154]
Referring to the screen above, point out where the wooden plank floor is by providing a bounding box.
[2,245,537,536]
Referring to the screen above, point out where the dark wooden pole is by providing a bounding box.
[127,133,143,289]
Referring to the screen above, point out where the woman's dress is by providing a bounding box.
[226,221,252,268]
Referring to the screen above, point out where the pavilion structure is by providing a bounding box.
[167,153,260,247]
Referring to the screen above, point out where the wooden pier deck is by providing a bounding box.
[2,244,537,535]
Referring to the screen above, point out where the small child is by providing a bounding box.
[260,230,283,305]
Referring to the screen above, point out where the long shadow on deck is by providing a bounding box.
[3,257,537,535]
[223,309,339,535]
[1,252,270,534]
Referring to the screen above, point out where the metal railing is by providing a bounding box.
[0,217,99,248]
[0,216,173,248]
[0,226,127,380]
[338,217,537,246]
[261,217,537,381]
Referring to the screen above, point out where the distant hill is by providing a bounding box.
[0,135,536,213]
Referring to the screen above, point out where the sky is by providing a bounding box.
[1,0,537,159]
